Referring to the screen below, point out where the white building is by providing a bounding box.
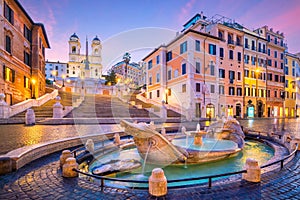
[68,33,102,79]
[45,61,68,81]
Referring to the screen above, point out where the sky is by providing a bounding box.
[20,0,300,72]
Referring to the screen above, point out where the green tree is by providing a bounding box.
[105,70,116,85]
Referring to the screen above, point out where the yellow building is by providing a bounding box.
[285,53,298,117]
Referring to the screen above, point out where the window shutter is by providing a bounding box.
[3,65,6,79]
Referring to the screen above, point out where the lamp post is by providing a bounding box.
[52,70,57,83]
[31,78,36,99]
[123,52,131,80]
[62,75,66,87]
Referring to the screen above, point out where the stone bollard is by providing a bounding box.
[62,157,78,178]
[60,150,73,168]
[53,96,63,118]
[25,108,35,125]
[85,139,94,153]
[114,133,121,145]
[242,158,261,182]
[149,168,167,197]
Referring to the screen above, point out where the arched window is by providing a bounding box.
[94,48,98,54]
[72,46,76,53]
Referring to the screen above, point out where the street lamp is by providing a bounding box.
[52,70,57,83]
[31,78,36,99]
[123,52,131,79]
[62,74,66,87]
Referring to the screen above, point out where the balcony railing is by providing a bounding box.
[228,40,235,45]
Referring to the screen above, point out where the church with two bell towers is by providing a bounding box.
[68,33,102,79]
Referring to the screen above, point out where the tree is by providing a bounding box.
[105,70,116,85]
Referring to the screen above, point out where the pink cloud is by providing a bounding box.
[178,0,196,23]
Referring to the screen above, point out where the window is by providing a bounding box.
[229,87,235,95]
[148,60,153,70]
[229,50,233,60]
[219,85,225,95]
[267,35,270,42]
[209,44,216,55]
[210,85,215,93]
[237,52,241,62]
[244,69,249,78]
[219,69,225,78]
[274,51,277,58]
[237,88,242,96]
[268,59,272,66]
[196,62,201,74]
[149,76,152,85]
[72,46,76,53]
[166,51,172,61]
[157,90,160,98]
[274,75,279,82]
[24,76,29,88]
[229,70,235,80]
[280,76,285,83]
[244,55,249,64]
[4,66,15,82]
[196,83,201,92]
[292,60,296,67]
[258,43,261,52]
[156,73,160,82]
[251,56,256,65]
[4,2,14,25]
[237,72,241,80]
[167,69,172,80]
[195,40,200,51]
[280,53,284,60]
[292,68,295,76]
[268,49,270,56]
[274,61,277,68]
[244,87,250,96]
[156,55,160,64]
[210,63,215,76]
[245,38,249,48]
[182,84,186,93]
[5,35,11,54]
[263,44,266,53]
[251,40,255,51]
[180,41,187,54]
[182,63,186,75]
[149,92,152,99]
[267,90,270,98]
[219,48,224,58]
[285,67,289,75]
[267,73,272,81]
[236,36,241,46]
[252,88,256,96]
[218,31,224,40]
[24,51,31,66]
[24,25,32,42]
[174,69,179,78]
[274,91,277,98]
[285,80,288,88]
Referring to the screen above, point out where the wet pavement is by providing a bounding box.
[0,149,299,199]
[0,118,299,155]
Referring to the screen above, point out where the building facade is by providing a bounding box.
[111,61,145,86]
[68,33,102,79]
[143,13,296,119]
[0,0,50,104]
[285,53,298,117]
[45,61,68,81]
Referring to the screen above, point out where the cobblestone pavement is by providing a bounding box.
[0,151,299,200]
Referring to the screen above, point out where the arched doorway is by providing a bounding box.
[236,103,241,118]
[206,104,215,119]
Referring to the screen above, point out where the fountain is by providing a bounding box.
[120,119,244,165]
[87,119,274,187]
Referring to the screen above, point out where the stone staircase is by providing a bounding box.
[127,91,183,118]
[64,94,158,118]
[10,91,80,121]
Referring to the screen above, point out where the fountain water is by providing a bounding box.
[142,142,152,174]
